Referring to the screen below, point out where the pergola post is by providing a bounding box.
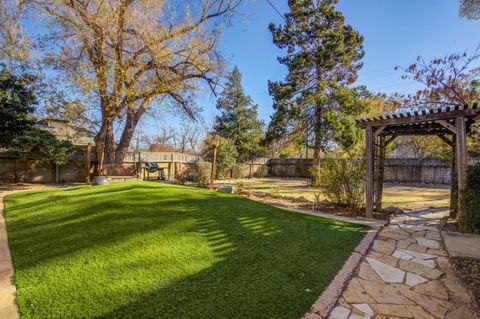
[450,138,457,218]
[366,126,374,219]
[374,135,386,211]
[455,116,467,231]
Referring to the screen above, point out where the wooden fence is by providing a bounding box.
[3,147,473,185]
[266,158,456,185]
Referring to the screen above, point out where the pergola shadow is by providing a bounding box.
[356,103,479,231]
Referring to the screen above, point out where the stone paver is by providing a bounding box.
[316,208,480,319]
[442,231,480,260]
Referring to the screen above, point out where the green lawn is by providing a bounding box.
[4,181,367,319]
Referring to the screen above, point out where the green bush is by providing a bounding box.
[465,164,480,232]
[312,155,365,209]
[178,161,211,188]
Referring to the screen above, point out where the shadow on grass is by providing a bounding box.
[5,182,366,319]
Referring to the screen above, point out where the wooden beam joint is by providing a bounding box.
[373,126,387,138]
[436,120,457,134]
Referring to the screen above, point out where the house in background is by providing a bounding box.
[0,119,96,183]
[35,118,96,148]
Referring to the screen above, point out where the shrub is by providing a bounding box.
[312,155,365,209]
[233,180,246,195]
[465,164,480,233]
[178,161,211,188]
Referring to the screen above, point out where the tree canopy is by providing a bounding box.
[9,129,75,165]
[213,66,265,163]
[0,67,36,147]
[0,0,243,172]
[266,0,366,162]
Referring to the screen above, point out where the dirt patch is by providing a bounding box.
[452,258,480,307]
[247,193,390,220]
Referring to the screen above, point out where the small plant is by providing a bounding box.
[269,186,281,198]
[234,180,246,195]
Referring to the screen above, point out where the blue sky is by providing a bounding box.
[161,0,480,133]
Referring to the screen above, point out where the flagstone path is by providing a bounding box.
[323,209,479,319]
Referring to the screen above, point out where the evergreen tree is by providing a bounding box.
[266,0,366,162]
[0,68,36,147]
[213,66,265,163]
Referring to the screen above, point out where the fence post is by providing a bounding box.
[85,143,91,184]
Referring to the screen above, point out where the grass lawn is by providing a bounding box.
[4,181,367,319]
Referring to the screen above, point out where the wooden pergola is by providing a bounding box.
[356,103,480,228]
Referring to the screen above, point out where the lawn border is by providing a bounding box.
[276,207,385,319]
[0,191,20,319]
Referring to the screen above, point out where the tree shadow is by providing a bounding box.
[6,182,367,319]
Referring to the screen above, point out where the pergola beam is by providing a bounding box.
[438,135,453,147]
[357,108,479,128]
[385,135,397,146]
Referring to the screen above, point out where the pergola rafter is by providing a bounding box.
[356,103,479,231]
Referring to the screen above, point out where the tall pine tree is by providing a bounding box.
[213,66,265,163]
[266,0,366,162]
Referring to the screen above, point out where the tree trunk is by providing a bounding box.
[95,118,115,175]
[114,98,152,164]
[312,106,323,165]
[104,122,116,164]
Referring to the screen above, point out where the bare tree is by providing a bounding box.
[0,0,32,61]
[459,0,480,19]
[172,124,203,153]
[33,0,241,172]
[396,46,480,109]
[143,127,175,148]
